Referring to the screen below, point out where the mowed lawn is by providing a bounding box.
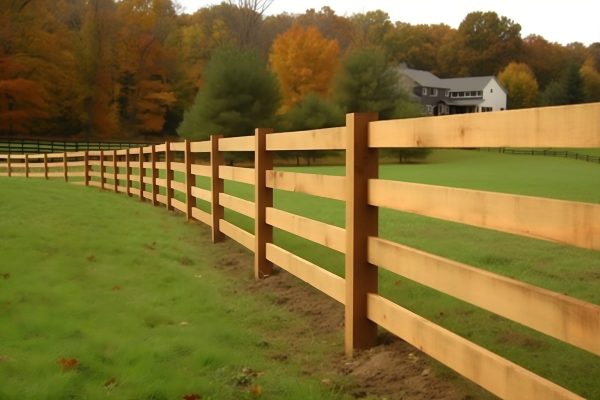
[0,179,349,400]
[212,150,600,399]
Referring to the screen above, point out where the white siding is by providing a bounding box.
[479,78,507,111]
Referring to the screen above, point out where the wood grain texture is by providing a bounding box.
[218,135,255,152]
[266,127,346,150]
[220,219,255,251]
[265,170,346,201]
[219,165,255,185]
[219,193,255,218]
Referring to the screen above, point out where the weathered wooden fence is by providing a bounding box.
[1,103,599,400]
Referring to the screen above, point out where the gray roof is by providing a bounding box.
[401,68,448,89]
[401,68,497,91]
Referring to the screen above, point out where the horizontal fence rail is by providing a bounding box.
[0,137,158,154]
[1,103,599,400]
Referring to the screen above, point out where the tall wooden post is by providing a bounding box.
[345,112,379,356]
[25,154,29,178]
[7,154,11,177]
[139,149,145,201]
[165,141,174,211]
[151,145,158,206]
[184,140,194,221]
[125,148,131,196]
[254,128,273,279]
[211,135,224,243]
[113,150,118,193]
[100,150,105,190]
[44,153,48,180]
[84,151,89,186]
[63,152,68,182]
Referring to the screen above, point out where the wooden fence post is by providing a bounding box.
[254,128,274,279]
[84,151,89,186]
[345,112,379,356]
[100,150,105,190]
[184,139,194,221]
[25,154,29,178]
[125,148,131,196]
[211,135,224,243]
[139,149,145,201]
[113,149,118,193]
[44,153,48,180]
[63,152,68,182]
[151,144,158,206]
[7,154,11,177]
[165,141,174,211]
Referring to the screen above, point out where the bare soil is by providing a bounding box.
[212,239,496,400]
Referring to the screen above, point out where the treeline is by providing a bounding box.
[1,0,599,139]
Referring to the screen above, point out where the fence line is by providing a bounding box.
[1,103,600,400]
[0,137,157,155]
[484,148,600,163]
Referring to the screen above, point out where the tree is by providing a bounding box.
[540,63,585,106]
[333,47,405,119]
[269,24,339,111]
[439,12,522,76]
[498,62,539,108]
[177,46,280,140]
[349,10,393,50]
[522,35,569,89]
[580,57,600,102]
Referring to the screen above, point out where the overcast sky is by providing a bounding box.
[177,0,599,45]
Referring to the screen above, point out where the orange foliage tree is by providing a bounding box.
[269,24,339,111]
[498,62,539,109]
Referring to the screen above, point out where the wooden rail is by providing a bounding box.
[1,103,599,400]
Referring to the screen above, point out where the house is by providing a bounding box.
[399,67,507,116]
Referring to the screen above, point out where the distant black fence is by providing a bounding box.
[483,148,600,163]
[0,137,161,155]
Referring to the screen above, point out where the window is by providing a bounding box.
[422,87,428,96]
[432,88,438,96]
[425,105,434,114]
[478,91,483,96]
[490,88,494,93]
[445,90,450,97]
[481,107,493,112]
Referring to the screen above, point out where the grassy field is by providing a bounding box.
[0,179,355,400]
[209,149,600,399]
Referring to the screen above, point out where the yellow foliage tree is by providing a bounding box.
[269,24,339,111]
[498,62,539,109]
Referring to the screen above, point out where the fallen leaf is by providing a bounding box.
[182,394,202,400]
[58,358,79,371]
[249,384,263,397]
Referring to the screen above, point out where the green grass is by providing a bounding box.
[0,179,351,400]
[219,149,600,399]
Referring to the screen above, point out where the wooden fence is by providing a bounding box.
[1,103,599,400]
[0,137,155,155]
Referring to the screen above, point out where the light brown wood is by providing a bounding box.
[211,135,225,243]
[219,193,255,218]
[191,164,211,177]
[266,207,345,253]
[155,178,167,188]
[66,151,85,158]
[218,135,255,152]
[191,207,212,226]
[191,186,211,202]
[190,141,211,153]
[142,145,153,154]
[219,165,254,185]
[155,143,166,152]
[88,180,102,188]
[171,181,186,194]
[83,152,88,185]
[345,112,379,355]
[220,219,255,251]
[151,145,158,206]
[254,127,273,279]
[266,127,346,150]
[129,148,141,155]
[184,140,194,221]
[116,149,127,156]
[125,148,131,197]
[138,150,144,202]
[369,237,600,356]
[100,150,105,190]
[369,179,600,251]
[63,152,68,182]
[129,187,141,197]
[170,162,186,173]
[266,170,346,201]
[155,161,167,170]
[25,154,29,178]
[367,294,584,400]
[113,150,118,192]
[170,142,186,151]
[156,194,168,205]
[7,155,11,177]
[171,198,186,213]
[266,243,345,303]
[66,161,86,167]
[369,103,600,148]
[165,141,174,211]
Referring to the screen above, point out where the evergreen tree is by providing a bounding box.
[177,46,280,140]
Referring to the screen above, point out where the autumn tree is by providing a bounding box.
[296,7,355,52]
[349,10,393,50]
[498,62,539,108]
[540,63,585,106]
[178,46,280,140]
[269,24,340,111]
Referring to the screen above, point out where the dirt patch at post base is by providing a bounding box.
[214,244,495,400]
